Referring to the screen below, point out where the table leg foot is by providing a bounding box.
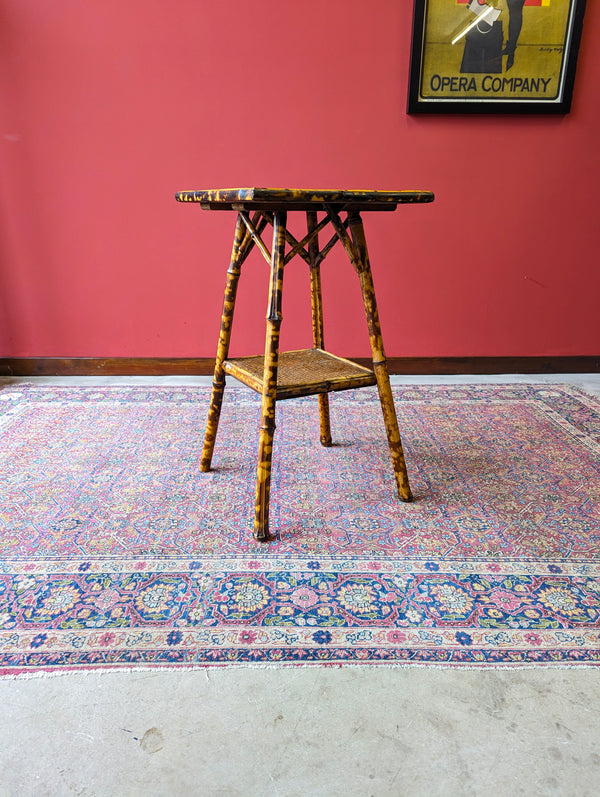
[253,418,275,541]
[318,393,333,447]
[200,378,225,471]
[372,363,412,501]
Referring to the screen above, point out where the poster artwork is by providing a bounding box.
[410,0,585,110]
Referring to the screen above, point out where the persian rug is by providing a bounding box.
[0,382,599,674]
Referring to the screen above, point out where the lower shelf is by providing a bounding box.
[223,348,377,399]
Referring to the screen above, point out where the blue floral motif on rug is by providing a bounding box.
[0,383,599,673]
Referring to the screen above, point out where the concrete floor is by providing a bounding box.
[1,374,599,797]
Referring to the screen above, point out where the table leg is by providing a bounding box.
[307,210,332,447]
[347,211,413,502]
[254,210,287,540]
[201,213,254,472]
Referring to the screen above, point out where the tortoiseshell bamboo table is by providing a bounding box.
[175,188,435,541]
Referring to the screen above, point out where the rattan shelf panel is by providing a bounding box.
[223,348,376,399]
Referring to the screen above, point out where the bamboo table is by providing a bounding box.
[175,188,435,541]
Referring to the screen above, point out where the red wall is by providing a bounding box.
[1,0,598,359]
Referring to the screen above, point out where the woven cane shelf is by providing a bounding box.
[223,348,377,399]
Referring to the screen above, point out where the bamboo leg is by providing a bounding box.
[346,211,413,502]
[254,210,287,541]
[201,213,253,472]
[307,210,332,447]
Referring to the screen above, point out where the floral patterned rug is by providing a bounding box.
[1,382,599,674]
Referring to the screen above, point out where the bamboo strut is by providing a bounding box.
[325,205,362,273]
[263,212,312,266]
[239,211,272,265]
[307,210,332,447]
[347,210,412,502]
[264,209,350,267]
[284,214,331,265]
[200,213,265,471]
[254,210,287,541]
[316,227,344,265]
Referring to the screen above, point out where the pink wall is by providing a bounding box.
[1,0,598,359]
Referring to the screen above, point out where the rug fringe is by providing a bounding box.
[2,660,600,680]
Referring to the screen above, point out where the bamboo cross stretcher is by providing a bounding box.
[175,188,435,541]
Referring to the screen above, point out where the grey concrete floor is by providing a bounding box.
[2,667,600,797]
[0,374,599,797]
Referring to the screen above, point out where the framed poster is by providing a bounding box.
[408,0,586,113]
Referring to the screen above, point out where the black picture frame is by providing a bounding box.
[407,0,586,113]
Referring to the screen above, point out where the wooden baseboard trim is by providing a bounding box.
[0,358,215,376]
[1,356,599,377]
[368,356,600,375]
